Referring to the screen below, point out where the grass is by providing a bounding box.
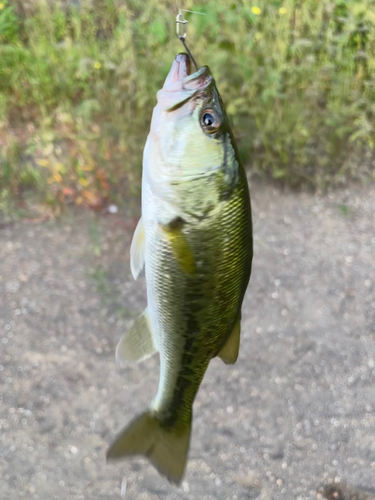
[89,266,109,296]
[89,219,102,257]
[1,0,375,214]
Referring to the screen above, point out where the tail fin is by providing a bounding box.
[106,411,191,485]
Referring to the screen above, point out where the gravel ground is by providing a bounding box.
[1,182,375,500]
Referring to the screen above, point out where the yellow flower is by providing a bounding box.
[79,177,90,187]
[279,7,287,14]
[48,173,62,184]
[36,159,49,167]
[92,61,101,70]
[0,3,5,10]
[54,162,64,172]
[252,6,261,15]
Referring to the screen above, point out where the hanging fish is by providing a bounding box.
[107,50,253,484]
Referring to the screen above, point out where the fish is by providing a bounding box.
[107,52,253,485]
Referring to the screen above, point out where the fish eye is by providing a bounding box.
[203,113,214,126]
[200,109,222,133]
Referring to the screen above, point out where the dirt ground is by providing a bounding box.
[1,181,375,500]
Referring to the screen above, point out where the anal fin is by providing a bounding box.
[218,318,241,365]
[116,308,157,364]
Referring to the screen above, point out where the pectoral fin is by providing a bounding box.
[160,218,195,274]
[130,218,145,280]
[116,308,157,364]
[218,318,241,365]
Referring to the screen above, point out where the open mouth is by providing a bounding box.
[163,53,212,89]
[157,53,213,110]
[170,53,192,82]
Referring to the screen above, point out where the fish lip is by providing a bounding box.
[170,53,192,82]
[156,53,213,111]
[163,53,213,92]
[182,66,211,86]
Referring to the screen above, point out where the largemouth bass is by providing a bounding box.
[107,53,253,484]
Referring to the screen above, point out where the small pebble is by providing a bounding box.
[108,204,118,214]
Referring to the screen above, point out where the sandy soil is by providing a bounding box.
[1,182,375,500]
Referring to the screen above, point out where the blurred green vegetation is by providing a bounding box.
[0,0,374,213]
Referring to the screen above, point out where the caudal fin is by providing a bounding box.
[106,411,191,485]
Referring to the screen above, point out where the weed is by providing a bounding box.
[89,219,102,257]
[338,204,351,216]
[89,266,109,296]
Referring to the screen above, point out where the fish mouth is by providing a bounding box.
[162,53,213,92]
[169,53,193,83]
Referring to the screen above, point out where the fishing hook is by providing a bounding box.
[176,9,205,71]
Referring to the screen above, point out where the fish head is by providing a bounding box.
[145,53,232,188]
